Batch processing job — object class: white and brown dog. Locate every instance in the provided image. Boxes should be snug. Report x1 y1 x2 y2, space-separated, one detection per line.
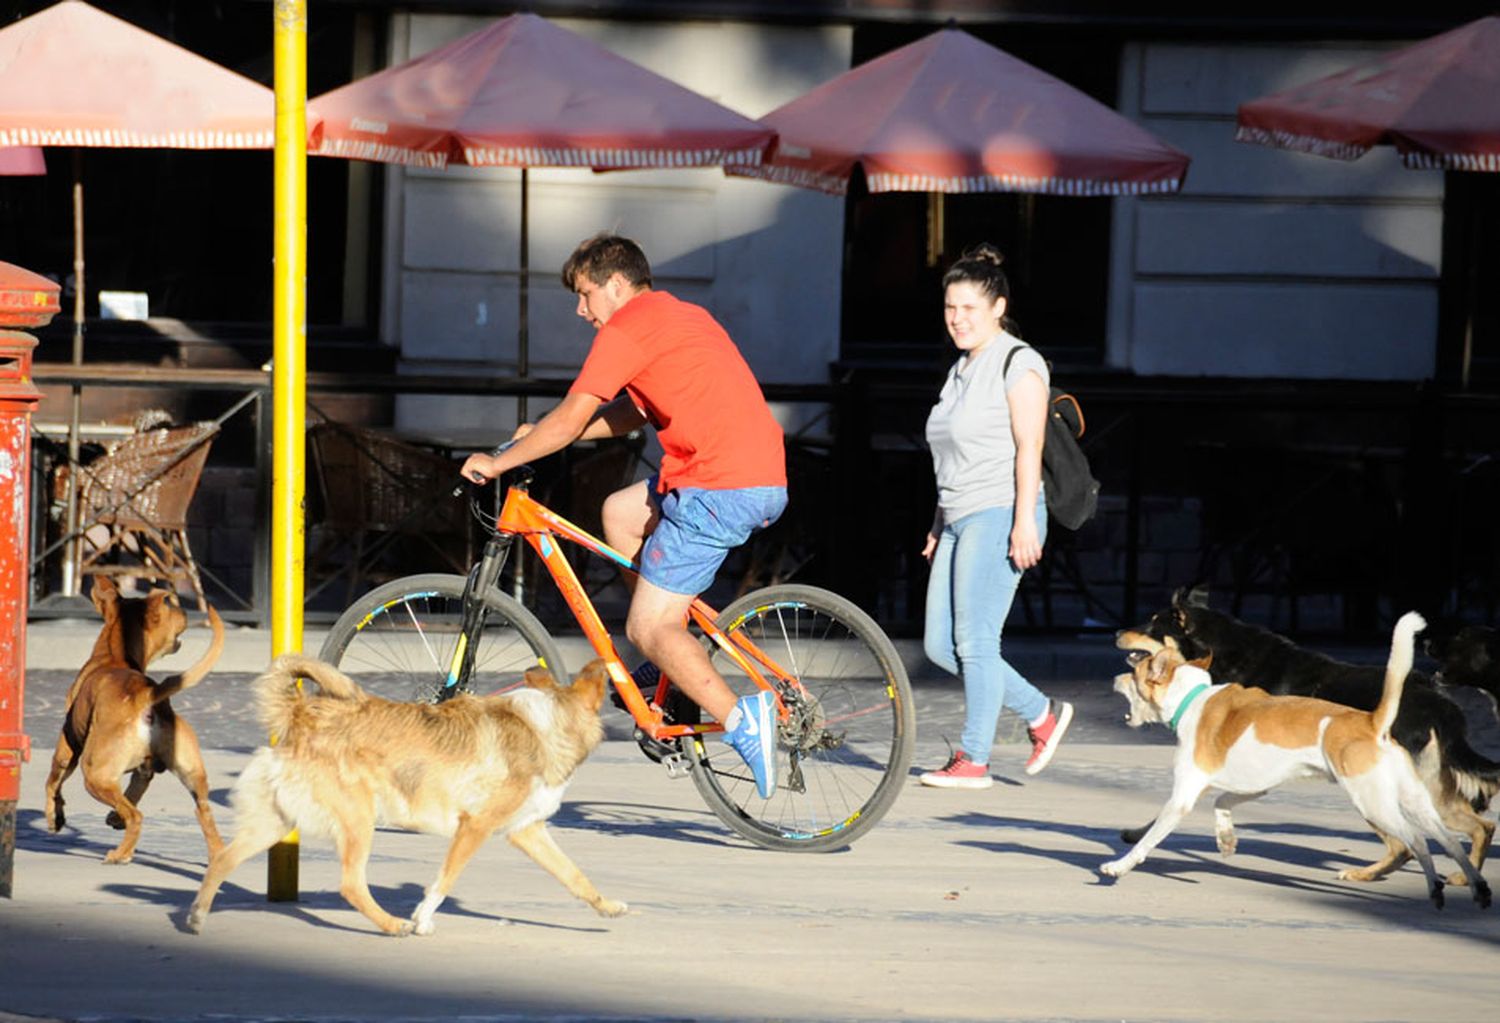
1103 611 1491 909
187 654 626 936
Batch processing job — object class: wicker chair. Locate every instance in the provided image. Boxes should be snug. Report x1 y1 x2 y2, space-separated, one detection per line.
307 422 474 604
72 421 219 611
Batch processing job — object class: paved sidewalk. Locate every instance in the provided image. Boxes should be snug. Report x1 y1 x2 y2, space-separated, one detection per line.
7 618 1500 1023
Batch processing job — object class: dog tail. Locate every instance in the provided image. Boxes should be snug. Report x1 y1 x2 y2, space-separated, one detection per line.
253 653 368 739
1375 611 1426 741
151 605 225 704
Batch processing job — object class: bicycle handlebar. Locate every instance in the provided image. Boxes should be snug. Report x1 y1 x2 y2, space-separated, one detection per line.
450 438 523 498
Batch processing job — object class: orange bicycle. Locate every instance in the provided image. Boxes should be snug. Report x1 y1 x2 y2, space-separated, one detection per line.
319 454 915 852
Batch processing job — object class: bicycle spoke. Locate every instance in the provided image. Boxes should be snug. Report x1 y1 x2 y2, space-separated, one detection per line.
692 584 914 851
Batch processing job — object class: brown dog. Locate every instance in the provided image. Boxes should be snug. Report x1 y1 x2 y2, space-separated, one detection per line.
187 654 626 937
42 577 225 864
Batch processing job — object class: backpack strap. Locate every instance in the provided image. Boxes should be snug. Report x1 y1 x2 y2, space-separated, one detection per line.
1001 343 1029 378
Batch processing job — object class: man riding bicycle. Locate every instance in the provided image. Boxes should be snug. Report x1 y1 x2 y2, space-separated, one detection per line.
462 233 787 798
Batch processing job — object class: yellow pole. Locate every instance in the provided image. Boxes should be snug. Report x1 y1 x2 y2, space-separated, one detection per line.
267 0 308 902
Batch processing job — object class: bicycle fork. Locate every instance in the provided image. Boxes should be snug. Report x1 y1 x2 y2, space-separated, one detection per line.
440 533 516 701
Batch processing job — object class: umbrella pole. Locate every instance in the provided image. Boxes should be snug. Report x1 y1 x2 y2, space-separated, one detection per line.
511 167 530 603
518 166 529 426
59 149 85 598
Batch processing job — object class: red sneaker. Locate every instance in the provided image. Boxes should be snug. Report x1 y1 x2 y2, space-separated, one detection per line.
1024 700 1074 775
919 750 993 789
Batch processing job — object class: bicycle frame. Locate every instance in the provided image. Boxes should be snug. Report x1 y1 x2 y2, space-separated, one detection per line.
458 472 797 743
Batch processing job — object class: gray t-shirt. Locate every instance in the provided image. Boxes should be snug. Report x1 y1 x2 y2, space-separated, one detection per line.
925 332 1049 523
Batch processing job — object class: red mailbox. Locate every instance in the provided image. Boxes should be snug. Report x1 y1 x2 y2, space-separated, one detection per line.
0 261 56 897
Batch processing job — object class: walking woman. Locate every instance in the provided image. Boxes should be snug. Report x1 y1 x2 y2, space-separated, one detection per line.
919 244 1072 789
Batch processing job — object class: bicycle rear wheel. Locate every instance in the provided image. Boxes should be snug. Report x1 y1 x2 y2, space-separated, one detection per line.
318 573 566 703
685 584 915 852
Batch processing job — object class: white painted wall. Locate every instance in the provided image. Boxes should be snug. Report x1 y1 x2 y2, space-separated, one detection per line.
1109 40 1443 380
380 14 851 443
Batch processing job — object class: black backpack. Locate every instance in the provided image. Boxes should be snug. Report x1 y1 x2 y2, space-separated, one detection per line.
1003 344 1100 530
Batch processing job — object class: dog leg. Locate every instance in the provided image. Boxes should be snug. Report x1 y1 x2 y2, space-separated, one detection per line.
187 812 293 933
1399 792 1493 909
408 812 511 936
1211 791 1264 856
1120 819 1152 845
332 817 410 936
42 740 79 832
1404 840 1448 910
82 773 143 864
1101 775 1209 878
508 820 628 918
1336 827 1411 883
1435 797 1494 888
165 720 224 857
1426 828 1493 909
106 768 154 830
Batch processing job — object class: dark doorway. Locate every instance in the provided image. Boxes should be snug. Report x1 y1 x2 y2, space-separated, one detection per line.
840 22 1119 365
0 1 371 329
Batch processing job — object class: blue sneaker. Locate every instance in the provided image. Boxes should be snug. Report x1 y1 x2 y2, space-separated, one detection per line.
611 661 661 711
722 690 777 798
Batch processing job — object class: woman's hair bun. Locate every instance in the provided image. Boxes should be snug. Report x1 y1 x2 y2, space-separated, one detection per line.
964 243 1005 267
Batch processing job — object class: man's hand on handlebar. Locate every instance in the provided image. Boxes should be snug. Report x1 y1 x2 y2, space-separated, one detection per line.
460 452 502 485
459 429 528 488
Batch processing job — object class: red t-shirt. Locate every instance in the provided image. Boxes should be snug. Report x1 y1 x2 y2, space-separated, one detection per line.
569 290 786 493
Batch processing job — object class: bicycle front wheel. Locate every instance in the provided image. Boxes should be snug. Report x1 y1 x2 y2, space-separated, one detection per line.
318 573 566 703
686 584 915 852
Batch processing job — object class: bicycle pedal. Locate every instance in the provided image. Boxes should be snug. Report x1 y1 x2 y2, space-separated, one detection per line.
632 727 684 769
661 752 693 779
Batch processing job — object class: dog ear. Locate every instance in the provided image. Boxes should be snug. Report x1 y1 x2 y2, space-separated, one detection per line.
90 575 119 614
1183 584 1210 609
522 665 558 691
1189 652 1213 670
570 658 611 712
1147 648 1179 684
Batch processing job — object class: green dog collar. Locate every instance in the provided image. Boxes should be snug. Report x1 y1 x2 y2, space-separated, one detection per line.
1168 682 1210 733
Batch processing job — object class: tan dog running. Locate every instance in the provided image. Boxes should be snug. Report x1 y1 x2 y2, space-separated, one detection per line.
43 577 225 864
187 654 626 937
1103 611 1491 910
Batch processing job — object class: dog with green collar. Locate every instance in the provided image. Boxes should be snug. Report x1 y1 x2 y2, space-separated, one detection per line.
1103 613 1490 910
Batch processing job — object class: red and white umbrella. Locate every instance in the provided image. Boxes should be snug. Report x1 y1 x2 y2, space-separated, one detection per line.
0 1 297 151
726 25 1189 196
310 12 772 169
309 12 775 413
1236 16 1500 171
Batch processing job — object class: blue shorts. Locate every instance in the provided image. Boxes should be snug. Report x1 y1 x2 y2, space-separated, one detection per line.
638 478 788 596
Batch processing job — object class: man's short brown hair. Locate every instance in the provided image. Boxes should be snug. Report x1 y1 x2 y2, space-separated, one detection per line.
560 233 653 291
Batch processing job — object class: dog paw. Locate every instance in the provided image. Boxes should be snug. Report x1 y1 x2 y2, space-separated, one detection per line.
1215 830 1237 857
1099 859 1129 879
1336 867 1377 882
1429 881 1446 911
45 812 64 833
185 909 206 934
105 811 126 830
1474 881 1492 910
594 898 629 918
102 849 133 865
410 917 435 937
1446 869 1475 887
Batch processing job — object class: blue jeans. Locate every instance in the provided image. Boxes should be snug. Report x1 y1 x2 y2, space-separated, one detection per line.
923 502 1049 765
